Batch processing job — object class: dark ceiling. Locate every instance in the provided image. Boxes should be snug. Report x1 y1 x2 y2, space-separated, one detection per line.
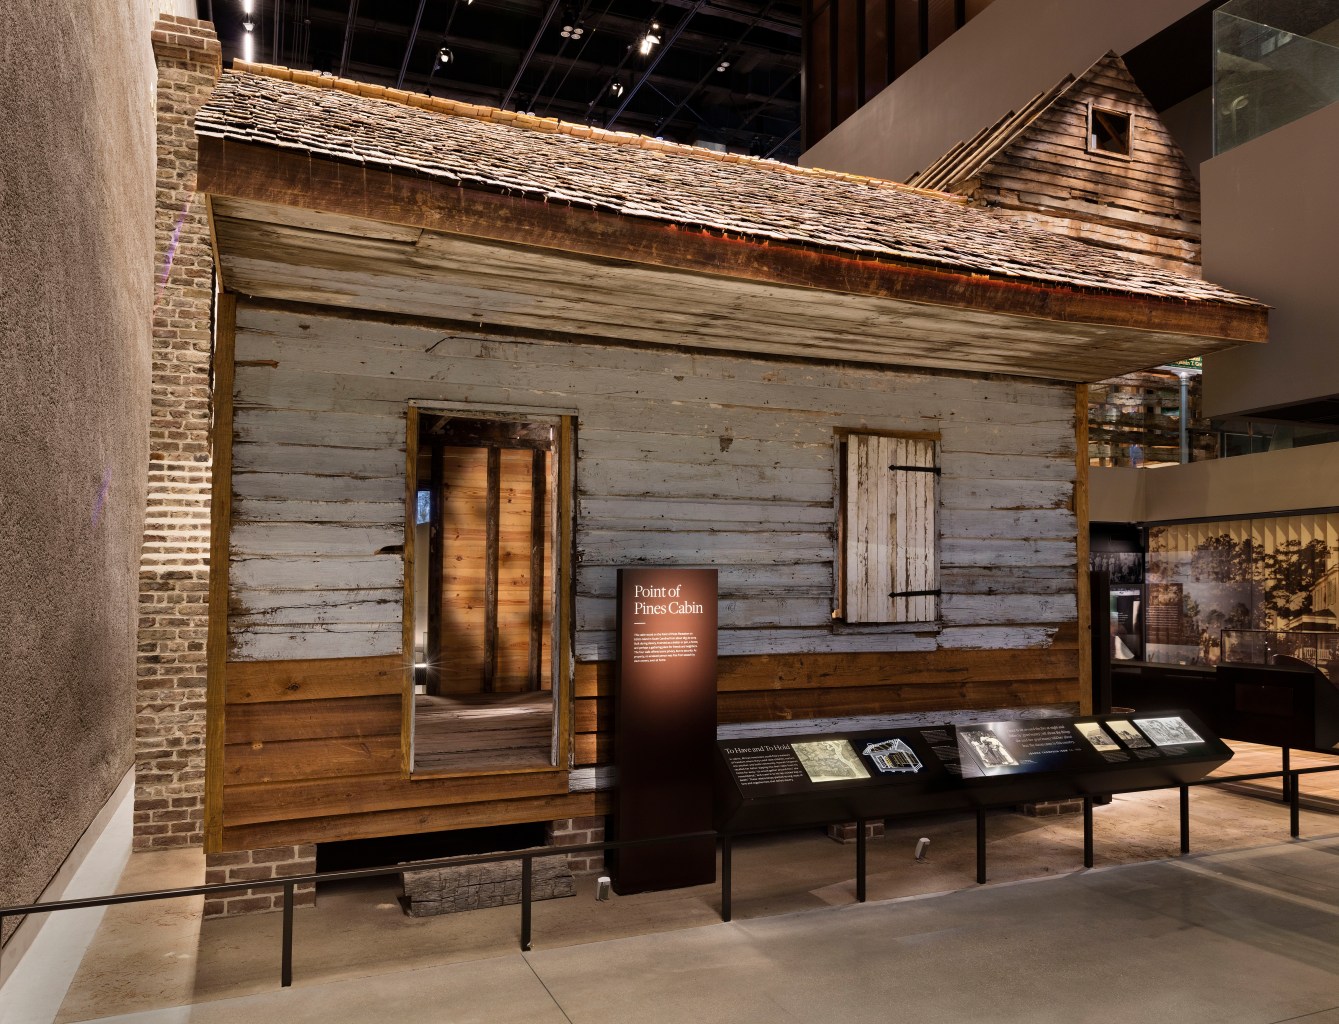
202 0 804 161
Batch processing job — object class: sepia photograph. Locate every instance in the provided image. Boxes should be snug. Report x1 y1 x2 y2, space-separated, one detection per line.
1076 721 1121 752
1108 720 1152 749
792 739 872 783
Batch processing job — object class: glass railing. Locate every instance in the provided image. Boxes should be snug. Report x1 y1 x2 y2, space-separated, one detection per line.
1214 0 1339 154
1221 628 1339 678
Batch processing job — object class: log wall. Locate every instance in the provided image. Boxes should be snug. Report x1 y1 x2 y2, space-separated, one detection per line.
215 299 1081 848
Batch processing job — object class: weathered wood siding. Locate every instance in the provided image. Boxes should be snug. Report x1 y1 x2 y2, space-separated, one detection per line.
968 56 1201 272
220 299 1080 846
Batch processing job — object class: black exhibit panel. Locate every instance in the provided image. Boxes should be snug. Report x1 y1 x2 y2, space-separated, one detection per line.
612 568 718 894
715 712 1232 833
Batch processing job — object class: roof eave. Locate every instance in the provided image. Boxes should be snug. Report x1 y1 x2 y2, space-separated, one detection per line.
196 135 1269 351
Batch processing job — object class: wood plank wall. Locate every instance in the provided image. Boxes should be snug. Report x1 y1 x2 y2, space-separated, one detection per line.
219 299 1080 848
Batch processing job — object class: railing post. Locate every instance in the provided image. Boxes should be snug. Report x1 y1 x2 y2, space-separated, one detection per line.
975 809 987 885
720 835 732 923
855 818 867 903
1179 785 1190 855
1290 771 1301 839
1082 797 1094 869
1282 747 1292 803
520 855 533 952
281 882 294 988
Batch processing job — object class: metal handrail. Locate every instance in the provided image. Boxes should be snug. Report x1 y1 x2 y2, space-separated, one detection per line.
4 759 1339 992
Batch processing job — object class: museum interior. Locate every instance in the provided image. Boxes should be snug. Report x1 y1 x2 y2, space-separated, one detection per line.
6 0 1339 1021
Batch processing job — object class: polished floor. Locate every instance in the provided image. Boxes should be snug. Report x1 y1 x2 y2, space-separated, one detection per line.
29 784 1339 1023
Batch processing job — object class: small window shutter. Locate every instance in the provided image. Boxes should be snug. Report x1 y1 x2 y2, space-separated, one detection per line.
844 435 938 623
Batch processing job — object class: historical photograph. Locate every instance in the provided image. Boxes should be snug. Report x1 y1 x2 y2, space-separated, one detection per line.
958 726 1019 769
1135 716 1204 747
1108 719 1152 748
1076 721 1121 752
791 740 872 783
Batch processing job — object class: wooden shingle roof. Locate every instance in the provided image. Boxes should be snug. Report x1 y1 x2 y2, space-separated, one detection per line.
196 64 1259 313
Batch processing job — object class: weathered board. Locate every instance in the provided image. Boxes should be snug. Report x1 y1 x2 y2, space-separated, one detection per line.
219 296 1083 846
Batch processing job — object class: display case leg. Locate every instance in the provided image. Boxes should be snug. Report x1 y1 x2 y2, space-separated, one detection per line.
1282 747 1292 803
1290 772 1301 838
975 809 986 884
855 818 867 903
1082 797 1094 869
1179 785 1190 855
720 836 732 923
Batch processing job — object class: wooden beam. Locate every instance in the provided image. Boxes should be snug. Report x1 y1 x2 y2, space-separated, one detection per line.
1075 383 1093 714
198 138 1269 347
484 445 501 693
402 404 420 771
205 293 238 855
426 437 443 696
528 448 546 692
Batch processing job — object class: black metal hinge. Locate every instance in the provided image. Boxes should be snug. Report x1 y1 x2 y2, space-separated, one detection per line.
889 464 941 474
889 589 942 598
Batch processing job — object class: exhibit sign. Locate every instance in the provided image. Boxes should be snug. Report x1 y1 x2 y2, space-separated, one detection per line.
613 567 718 894
713 712 1232 834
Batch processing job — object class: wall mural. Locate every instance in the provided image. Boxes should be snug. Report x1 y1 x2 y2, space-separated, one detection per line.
1146 513 1339 670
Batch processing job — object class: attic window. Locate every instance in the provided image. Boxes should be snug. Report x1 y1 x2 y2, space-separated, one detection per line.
1089 106 1132 156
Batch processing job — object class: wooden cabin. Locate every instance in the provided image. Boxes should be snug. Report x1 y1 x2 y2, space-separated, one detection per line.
192 64 1265 870
907 52 1203 273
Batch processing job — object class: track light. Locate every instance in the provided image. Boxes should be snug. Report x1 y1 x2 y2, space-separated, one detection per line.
242 15 255 31
609 79 625 97
716 59 730 72
638 23 660 56
438 45 453 64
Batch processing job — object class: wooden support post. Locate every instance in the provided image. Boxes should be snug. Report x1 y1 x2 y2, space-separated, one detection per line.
528 449 546 692
483 446 501 693
1282 747 1291 803
1075 384 1093 715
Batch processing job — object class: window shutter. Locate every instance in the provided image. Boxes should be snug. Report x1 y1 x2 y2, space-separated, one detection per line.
844 435 938 623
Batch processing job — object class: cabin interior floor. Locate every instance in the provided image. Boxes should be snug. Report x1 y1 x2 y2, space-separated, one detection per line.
412 690 553 774
30 784 1339 1024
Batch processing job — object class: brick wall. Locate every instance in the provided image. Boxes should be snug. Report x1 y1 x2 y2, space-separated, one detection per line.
204 844 317 918
548 816 606 875
135 16 220 851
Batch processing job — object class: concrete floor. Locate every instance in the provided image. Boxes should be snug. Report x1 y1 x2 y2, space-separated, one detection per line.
41 785 1339 1023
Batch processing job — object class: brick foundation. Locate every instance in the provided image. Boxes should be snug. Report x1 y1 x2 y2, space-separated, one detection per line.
204 844 317 918
549 816 606 875
1016 798 1086 817
134 16 220 851
827 820 886 844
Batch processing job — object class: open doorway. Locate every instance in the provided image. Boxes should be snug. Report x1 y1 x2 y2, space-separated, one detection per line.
411 411 559 774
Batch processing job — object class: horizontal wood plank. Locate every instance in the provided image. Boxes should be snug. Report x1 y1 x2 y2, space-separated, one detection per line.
225 654 404 703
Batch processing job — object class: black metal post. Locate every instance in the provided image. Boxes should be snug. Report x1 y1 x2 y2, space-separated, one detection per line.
1082 797 1094 869
1179 785 1190 855
1282 747 1292 802
520 856 533 951
1290 772 1301 839
280 883 294 988
855 818 867 903
720 835 732 922
975 809 986 884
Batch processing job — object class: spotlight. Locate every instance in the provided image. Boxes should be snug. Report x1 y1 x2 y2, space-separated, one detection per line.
242 15 255 31
638 23 660 55
438 45 454 64
609 80 625 97
716 60 730 72
560 20 584 38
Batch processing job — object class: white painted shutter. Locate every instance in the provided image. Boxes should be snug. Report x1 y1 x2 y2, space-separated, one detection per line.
844 435 938 623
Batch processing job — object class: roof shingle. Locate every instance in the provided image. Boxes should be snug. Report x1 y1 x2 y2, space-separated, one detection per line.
196 65 1260 310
